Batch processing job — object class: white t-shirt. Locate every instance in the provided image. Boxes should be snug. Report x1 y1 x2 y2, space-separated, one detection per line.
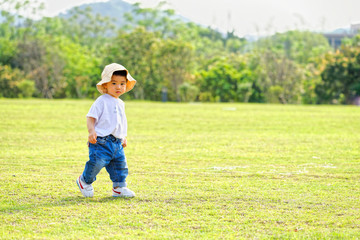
86 94 127 139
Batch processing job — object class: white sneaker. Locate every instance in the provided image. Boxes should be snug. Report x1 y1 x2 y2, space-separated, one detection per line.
112 187 135 198
76 176 94 197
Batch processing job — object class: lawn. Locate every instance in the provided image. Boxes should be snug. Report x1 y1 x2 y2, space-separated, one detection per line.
0 99 359 239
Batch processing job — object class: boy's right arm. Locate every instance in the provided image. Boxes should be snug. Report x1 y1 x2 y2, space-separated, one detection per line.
87 117 97 144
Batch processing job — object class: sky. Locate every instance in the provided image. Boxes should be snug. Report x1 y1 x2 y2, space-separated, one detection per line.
43 0 360 37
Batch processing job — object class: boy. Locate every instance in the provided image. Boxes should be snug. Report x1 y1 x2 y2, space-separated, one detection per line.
76 63 136 198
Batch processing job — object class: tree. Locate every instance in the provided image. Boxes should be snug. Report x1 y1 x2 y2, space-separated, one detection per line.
59 6 115 54
0 0 44 65
316 41 360 104
155 39 194 101
52 36 101 98
255 30 331 65
225 31 247 54
0 64 33 97
250 50 305 104
0 37 17 65
10 37 66 98
196 56 253 102
124 1 181 39
179 82 199 102
0 0 44 19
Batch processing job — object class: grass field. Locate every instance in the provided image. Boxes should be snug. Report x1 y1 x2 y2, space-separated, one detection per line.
0 99 359 239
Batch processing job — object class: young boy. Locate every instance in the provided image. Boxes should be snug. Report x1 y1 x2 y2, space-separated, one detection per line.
76 63 136 198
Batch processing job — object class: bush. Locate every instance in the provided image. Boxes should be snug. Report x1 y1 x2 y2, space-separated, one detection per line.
17 79 35 98
0 65 24 98
179 82 199 102
199 91 215 102
265 85 284 103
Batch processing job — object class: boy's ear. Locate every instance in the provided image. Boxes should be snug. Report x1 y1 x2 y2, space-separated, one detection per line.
102 84 108 93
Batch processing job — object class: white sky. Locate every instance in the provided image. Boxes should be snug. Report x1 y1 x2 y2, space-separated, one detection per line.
43 0 360 37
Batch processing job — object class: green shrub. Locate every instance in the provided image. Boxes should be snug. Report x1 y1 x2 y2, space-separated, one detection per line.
17 79 35 98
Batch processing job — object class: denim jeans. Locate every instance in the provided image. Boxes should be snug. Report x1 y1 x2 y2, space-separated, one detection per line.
81 135 128 188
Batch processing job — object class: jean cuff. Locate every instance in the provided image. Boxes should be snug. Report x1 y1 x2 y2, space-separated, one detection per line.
113 182 127 188
80 175 89 184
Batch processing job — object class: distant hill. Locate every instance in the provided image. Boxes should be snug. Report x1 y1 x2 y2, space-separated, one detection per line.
58 0 189 29
58 0 133 27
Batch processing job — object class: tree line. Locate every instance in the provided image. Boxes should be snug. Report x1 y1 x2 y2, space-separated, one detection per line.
1 0 360 104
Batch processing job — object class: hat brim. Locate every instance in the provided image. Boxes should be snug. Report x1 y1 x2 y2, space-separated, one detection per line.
97 67 137 94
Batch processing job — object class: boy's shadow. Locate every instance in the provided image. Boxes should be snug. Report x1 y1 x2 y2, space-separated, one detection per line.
1 195 137 213
60 195 136 203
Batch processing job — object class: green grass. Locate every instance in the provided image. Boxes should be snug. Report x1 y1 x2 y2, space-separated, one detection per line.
0 99 359 239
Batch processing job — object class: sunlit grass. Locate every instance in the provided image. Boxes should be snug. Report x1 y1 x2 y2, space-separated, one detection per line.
0 99 359 239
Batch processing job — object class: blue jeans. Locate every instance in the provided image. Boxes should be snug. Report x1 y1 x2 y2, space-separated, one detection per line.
81 135 128 188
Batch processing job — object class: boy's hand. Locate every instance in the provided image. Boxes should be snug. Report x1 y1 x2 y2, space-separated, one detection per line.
87 117 97 144
122 138 127 148
88 131 97 144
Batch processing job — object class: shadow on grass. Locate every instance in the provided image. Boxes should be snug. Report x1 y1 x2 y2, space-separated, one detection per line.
61 195 135 203
0 195 137 213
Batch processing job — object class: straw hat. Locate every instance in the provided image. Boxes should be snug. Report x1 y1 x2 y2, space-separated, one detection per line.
97 63 137 94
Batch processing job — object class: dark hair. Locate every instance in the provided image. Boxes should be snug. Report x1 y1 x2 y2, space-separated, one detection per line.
113 70 127 77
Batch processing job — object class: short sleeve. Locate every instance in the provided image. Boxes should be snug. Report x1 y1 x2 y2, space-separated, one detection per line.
86 97 103 120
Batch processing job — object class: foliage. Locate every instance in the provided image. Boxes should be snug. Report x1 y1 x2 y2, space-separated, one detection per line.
0 0 44 19
179 82 199 102
0 37 16 65
0 0 358 104
250 31 332 104
154 39 194 101
196 56 253 102
11 37 66 98
0 64 26 97
250 50 305 104
255 30 332 65
316 41 360 104
16 79 35 98
59 6 115 54
124 2 180 39
301 63 324 104
0 64 35 98
52 36 101 98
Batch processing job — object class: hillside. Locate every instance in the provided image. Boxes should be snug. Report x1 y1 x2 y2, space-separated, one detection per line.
58 0 188 29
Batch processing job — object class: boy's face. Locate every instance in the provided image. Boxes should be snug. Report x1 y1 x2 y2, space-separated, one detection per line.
103 75 127 98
